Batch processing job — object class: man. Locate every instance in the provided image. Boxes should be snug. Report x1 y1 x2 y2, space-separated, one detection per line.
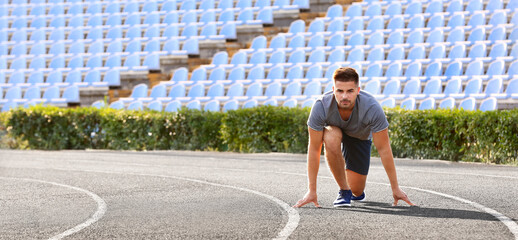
294 67 414 208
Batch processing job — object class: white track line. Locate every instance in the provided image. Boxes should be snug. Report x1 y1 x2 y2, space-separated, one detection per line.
48 168 299 240
369 166 518 180
0 177 107 240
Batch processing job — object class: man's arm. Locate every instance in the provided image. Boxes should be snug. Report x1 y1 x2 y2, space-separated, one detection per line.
293 127 324 208
372 128 414 206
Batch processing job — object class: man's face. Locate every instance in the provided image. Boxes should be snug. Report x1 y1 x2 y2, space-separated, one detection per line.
333 81 360 110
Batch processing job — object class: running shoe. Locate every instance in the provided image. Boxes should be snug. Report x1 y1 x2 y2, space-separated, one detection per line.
333 189 352 207
351 192 365 201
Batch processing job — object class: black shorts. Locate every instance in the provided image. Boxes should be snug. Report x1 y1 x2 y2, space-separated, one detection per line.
341 133 372 175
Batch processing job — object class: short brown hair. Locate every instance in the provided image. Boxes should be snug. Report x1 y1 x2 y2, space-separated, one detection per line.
333 67 359 86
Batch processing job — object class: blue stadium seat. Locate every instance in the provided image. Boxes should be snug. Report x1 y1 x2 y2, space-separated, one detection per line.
247 65 265 80
365 63 382 78
92 100 106 109
284 81 302 97
464 78 483 96
326 4 343 18
364 80 380 95
246 82 263 97
109 100 125 110
302 98 315 108
449 44 466 59
186 100 201 110
425 61 442 77
105 2 121 14
402 79 421 96
445 61 463 77
428 45 446 60
130 83 149 99
308 18 325 34
64 70 81 84
62 85 80 104
348 32 365 46
305 65 323 80
209 67 226 82
250 36 267 51
149 84 167 99
228 66 246 81
365 2 382 17
419 97 436 110
380 97 396 108
304 80 322 96
447 13 465 29
404 62 422 77
288 49 306 65
328 48 345 64
327 18 344 32
104 69 120 87
439 97 455 109
165 100 182 112
269 50 286 64
250 50 267 65
458 97 476 110
484 78 503 96
265 81 283 97
426 29 444 44
9 71 25 85
347 48 364 62
223 100 239 112
465 60 483 76
446 28 464 44
205 99 220 112
188 83 205 98
486 60 505 76
147 100 162 111
227 82 244 97
400 97 416 110
479 97 497 111
84 70 101 84
127 100 144 111
385 1 402 16
28 71 44 85
243 99 258 109
385 62 402 77
366 16 384 31
387 46 405 61
382 79 401 96
169 83 186 98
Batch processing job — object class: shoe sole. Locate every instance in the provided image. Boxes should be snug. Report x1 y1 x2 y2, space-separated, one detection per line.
333 203 351 207
352 197 366 202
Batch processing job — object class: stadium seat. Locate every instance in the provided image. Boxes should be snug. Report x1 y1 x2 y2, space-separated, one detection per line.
165 100 182 112
128 100 144 111
204 100 220 112
439 97 456 109
400 97 416 110
459 97 476 110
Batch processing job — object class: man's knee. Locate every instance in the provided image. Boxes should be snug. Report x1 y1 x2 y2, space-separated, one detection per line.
323 126 342 155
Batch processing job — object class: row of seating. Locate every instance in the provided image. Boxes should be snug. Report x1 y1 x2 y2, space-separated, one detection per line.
112 76 518 107
0 0 308 17
0 7 274 31
93 95 500 113
0 84 79 111
0 68 120 88
329 0 518 19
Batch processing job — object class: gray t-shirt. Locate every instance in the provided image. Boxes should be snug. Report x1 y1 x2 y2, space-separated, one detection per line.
307 90 389 140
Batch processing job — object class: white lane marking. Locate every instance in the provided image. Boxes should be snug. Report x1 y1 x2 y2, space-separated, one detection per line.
0 177 107 240
369 166 518 180
46 168 299 240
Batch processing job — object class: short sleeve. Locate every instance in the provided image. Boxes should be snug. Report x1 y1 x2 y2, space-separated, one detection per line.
307 100 326 131
367 104 389 133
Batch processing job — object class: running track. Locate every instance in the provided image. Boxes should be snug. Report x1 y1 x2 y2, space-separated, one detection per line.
1 150 517 239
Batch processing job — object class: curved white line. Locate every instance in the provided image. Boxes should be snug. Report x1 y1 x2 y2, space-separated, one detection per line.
53 169 300 240
0 177 107 240
369 166 518 180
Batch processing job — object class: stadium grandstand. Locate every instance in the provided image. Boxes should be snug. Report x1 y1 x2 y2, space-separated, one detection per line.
0 0 517 112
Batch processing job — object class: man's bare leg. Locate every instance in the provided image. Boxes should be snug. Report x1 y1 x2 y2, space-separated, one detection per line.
323 126 349 190
346 169 367 197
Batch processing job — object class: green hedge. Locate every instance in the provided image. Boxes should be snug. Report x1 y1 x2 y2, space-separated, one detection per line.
1 105 517 165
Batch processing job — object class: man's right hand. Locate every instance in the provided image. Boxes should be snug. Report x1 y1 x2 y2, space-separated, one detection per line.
293 191 321 208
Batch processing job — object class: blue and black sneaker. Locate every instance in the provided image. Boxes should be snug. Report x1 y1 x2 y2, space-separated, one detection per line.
333 189 352 207
351 192 366 202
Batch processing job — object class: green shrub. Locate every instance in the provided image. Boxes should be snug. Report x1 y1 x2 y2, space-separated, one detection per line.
2 106 517 165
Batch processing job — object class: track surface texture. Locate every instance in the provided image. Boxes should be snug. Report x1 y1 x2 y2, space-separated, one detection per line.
1 150 517 240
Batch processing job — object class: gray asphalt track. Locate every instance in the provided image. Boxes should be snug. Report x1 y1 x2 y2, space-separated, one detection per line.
0 149 517 239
